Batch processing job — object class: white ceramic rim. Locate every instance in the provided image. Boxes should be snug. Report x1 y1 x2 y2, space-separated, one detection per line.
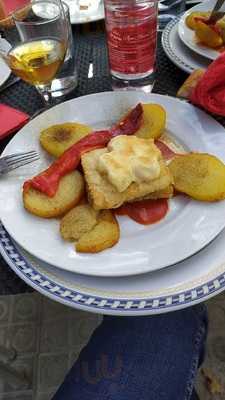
162 18 210 74
1 92 225 277
1 222 225 315
0 57 11 87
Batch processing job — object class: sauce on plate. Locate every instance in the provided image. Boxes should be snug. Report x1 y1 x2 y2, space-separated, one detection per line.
115 198 169 225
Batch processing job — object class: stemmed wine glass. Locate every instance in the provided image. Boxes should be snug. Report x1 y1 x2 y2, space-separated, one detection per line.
0 0 68 105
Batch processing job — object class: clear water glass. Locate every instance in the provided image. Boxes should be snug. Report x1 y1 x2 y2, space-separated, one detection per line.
104 0 158 92
50 2 78 98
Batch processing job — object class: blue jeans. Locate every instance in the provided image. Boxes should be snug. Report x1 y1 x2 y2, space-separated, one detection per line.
53 305 207 400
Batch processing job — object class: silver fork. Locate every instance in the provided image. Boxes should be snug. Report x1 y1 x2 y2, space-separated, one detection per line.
0 151 39 174
207 0 225 23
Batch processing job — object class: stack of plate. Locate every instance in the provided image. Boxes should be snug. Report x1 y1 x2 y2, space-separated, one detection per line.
162 0 224 73
1 91 225 316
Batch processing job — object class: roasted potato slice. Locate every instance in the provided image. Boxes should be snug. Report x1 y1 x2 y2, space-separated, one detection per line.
169 153 225 201
40 122 92 157
135 104 166 140
23 171 84 218
195 20 223 48
185 11 210 30
76 210 120 253
60 204 99 241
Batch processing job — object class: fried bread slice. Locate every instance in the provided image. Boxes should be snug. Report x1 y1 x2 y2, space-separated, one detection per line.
81 148 173 210
134 185 174 201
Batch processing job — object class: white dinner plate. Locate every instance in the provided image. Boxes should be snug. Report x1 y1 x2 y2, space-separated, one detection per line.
1 92 225 277
64 0 104 24
1 221 225 315
178 0 225 60
162 18 211 74
0 57 10 88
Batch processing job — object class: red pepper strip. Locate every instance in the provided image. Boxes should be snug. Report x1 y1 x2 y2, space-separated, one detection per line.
155 140 178 161
24 103 143 197
23 130 111 196
111 103 143 136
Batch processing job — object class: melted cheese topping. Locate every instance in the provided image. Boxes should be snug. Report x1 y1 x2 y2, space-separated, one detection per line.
97 135 161 192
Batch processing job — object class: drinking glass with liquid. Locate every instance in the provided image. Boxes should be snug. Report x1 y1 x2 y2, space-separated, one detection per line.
0 0 69 105
104 0 158 92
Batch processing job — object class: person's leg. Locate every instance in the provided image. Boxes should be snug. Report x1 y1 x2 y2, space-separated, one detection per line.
53 304 207 400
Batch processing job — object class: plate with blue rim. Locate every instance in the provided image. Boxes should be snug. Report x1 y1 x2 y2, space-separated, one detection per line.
162 17 210 74
1 220 225 315
1 92 225 277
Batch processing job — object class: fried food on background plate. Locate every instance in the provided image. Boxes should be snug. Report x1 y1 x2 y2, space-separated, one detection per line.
185 11 211 30
23 171 84 218
40 122 92 158
169 153 225 201
185 11 225 49
194 20 223 49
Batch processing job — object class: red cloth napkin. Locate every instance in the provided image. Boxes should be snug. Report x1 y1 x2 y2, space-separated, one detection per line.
3 0 28 14
0 103 29 139
190 52 225 116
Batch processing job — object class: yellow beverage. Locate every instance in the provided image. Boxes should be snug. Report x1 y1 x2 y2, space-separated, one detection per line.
7 38 65 85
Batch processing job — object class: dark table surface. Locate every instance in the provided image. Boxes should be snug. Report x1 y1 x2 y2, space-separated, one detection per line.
0 19 208 295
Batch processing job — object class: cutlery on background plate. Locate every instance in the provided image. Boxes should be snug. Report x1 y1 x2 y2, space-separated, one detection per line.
207 0 225 23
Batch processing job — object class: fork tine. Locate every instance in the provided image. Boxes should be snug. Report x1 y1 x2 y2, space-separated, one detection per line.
6 156 40 171
0 150 40 174
4 151 38 161
6 153 39 167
